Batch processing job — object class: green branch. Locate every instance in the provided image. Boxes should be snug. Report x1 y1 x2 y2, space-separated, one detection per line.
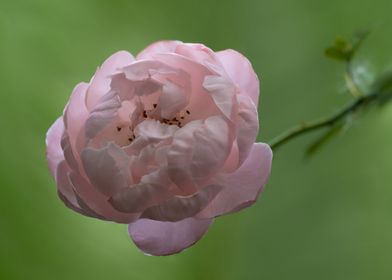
268 92 379 151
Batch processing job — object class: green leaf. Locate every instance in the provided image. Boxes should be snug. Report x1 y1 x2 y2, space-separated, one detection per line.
325 46 351 61
324 28 371 62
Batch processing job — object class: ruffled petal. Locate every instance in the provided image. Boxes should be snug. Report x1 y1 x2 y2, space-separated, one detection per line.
64 82 89 144
153 53 219 121
196 143 272 218
84 91 121 141
190 116 234 183
203 75 237 120
69 171 139 223
136 40 182 60
128 217 213 256
46 117 65 179
159 80 189 119
216 49 260 105
86 51 135 110
56 160 102 219
141 185 222 221
175 43 221 67
236 95 259 165
167 120 203 194
109 182 171 213
81 143 130 197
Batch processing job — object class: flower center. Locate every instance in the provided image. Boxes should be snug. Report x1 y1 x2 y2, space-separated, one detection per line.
115 102 191 144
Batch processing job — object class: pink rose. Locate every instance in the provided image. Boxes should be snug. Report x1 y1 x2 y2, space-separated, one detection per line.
46 41 272 256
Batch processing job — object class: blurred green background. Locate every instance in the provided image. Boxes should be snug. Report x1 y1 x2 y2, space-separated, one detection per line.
1 0 392 279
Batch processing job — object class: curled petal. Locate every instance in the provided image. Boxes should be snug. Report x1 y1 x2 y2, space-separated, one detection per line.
175 43 221 67
109 182 171 213
128 217 213 256
203 75 237 120
46 117 65 179
197 143 272 218
236 95 259 165
86 51 135 110
167 120 203 194
136 40 182 60
216 49 260 105
141 185 222 221
81 143 130 197
85 91 121 140
190 116 234 182
159 80 189 119
56 161 102 219
153 53 219 121
69 171 139 223
134 119 179 142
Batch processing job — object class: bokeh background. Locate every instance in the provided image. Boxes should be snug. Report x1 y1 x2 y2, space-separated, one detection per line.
1 0 392 279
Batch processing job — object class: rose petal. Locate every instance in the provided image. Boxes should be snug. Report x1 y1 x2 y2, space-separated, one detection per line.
167 120 203 194
86 51 135 110
128 217 213 256
190 116 234 183
175 43 221 66
63 82 89 144
136 40 182 60
159 80 189 119
216 49 260 105
203 75 237 120
56 160 79 208
46 117 65 179
56 160 102 219
236 94 259 165
196 143 272 218
109 182 171 213
69 171 139 223
84 91 121 140
153 53 220 121
141 185 222 221
81 143 129 196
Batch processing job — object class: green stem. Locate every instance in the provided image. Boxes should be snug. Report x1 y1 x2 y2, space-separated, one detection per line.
268 92 378 150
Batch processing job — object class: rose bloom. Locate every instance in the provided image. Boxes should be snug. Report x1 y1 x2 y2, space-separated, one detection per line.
46 41 272 256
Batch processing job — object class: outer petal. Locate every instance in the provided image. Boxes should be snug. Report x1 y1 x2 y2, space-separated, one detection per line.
128 217 213 256
46 117 65 179
69 171 139 223
64 82 89 145
175 43 221 67
216 49 260 105
56 160 102 219
136 40 182 60
197 143 272 218
236 95 259 166
63 82 89 171
86 51 135 110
